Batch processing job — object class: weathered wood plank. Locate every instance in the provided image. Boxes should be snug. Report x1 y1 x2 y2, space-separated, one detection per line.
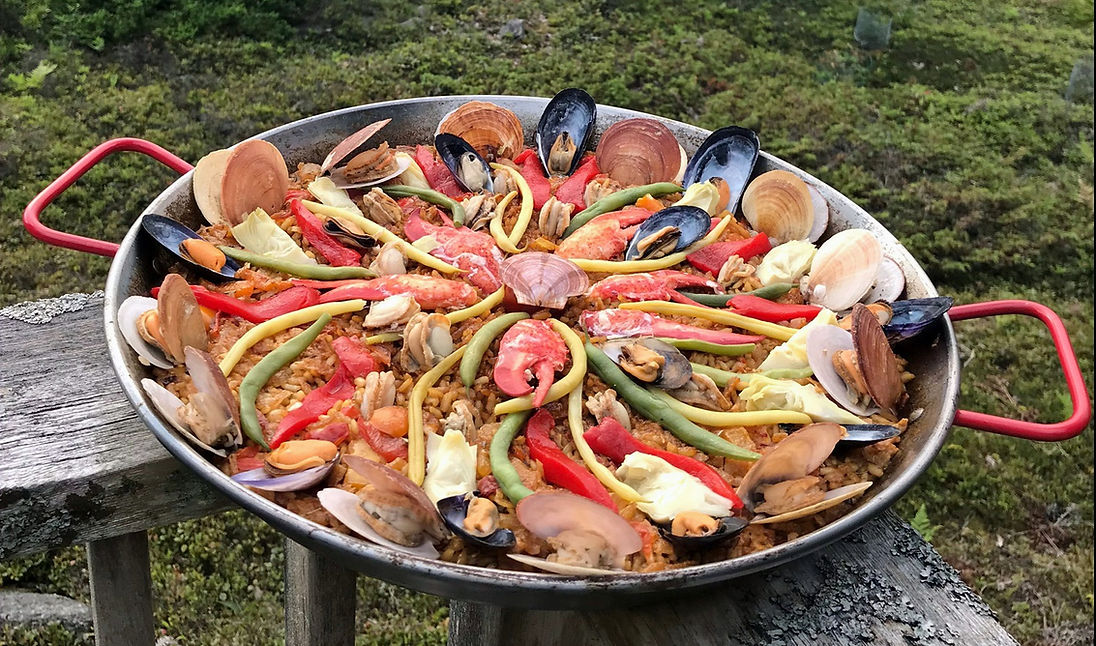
0 294 231 560
452 511 1017 646
87 531 155 646
447 601 501 646
284 538 358 645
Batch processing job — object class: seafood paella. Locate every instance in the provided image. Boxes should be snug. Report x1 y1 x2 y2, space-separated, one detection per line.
121 89 953 575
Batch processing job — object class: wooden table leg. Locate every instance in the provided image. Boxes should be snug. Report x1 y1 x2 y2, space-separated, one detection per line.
86 531 155 646
448 601 503 646
284 538 358 645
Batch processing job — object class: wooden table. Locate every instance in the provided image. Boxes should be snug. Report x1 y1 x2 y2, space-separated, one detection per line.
0 294 1019 645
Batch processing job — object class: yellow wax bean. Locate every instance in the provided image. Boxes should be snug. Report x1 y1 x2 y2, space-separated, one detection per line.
408 345 468 486
489 191 523 253
567 385 646 503
490 164 534 247
446 288 505 324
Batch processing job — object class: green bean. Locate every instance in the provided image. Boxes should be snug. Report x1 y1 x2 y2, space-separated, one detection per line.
676 283 796 307
238 314 332 449
220 247 375 280
561 182 682 238
459 312 529 388
586 342 759 461
489 410 534 503
691 363 813 388
383 184 467 226
656 338 756 357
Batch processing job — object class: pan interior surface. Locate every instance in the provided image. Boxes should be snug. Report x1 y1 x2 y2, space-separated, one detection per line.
103 96 960 608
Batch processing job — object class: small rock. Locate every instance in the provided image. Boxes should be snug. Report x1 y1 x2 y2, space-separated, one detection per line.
0 590 92 632
499 19 525 39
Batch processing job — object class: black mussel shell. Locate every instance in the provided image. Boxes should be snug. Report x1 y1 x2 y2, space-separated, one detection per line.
141 214 240 281
434 133 493 193
437 493 516 549
624 205 710 261
840 424 901 446
323 218 375 250
659 516 748 550
536 88 597 177
682 126 760 214
601 337 693 390
883 297 953 343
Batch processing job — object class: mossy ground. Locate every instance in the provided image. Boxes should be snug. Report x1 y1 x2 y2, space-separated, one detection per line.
0 1 1091 644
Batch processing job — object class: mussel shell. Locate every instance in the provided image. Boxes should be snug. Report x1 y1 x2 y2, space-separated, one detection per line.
141 214 240 280
434 133 494 193
436 494 516 549
681 126 760 214
658 516 748 550
840 424 901 446
601 337 692 390
624 205 710 261
536 88 597 177
883 297 953 343
323 218 375 250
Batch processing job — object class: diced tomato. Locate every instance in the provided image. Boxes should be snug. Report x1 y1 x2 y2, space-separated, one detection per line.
686 233 772 275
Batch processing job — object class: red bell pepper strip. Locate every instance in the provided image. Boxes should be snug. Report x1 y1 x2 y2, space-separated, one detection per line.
290 278 369 290
584 418 743 508
512 149 552 210
686 233 772 275
151 285 320 323
234 445 265 472
554 155 600 211
413 145 464 199
361 421 409 461
305 421 350 446
525 409 616 509
268 338 379 448
728 293 821 323
289 199 362 267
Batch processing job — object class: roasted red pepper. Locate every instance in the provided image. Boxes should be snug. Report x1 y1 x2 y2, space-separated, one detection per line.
554 155 600 211
268 337 378 448
413 145 464 199
151 285 320 323
305 421 350 446
686 233 772 275
728 293 821 323
361 421 409 461
525 409 616 509
512 149 552 210
290 199 362 267
584 418 742 508
290 278 369 290
234 445 265 472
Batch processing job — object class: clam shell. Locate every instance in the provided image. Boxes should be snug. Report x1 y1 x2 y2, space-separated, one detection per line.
806 185 829 242
750 481 872 525
595 118 681 187
185 346 241 433
436 101 524 161
805 324 880 417
861 256 905 304
157 274 209 364
232 463 334 492
515 492 642 568
736 422 846 512
681 126 760 213
741 170 814 244
536 88 597 177
140 378 227 457
192 149 232 226
329 154 410 190
851 303 905 419
316 488 440 559
219 140 289 226
506 554 623 577
321 118 391 173
499 252 588 309
118 296 172 369
805 229 882 311
141 214 240 280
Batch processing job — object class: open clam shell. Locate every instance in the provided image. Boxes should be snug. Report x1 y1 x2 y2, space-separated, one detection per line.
805 229 882 311
750 481 872 525
141 214 240 280
806 185 829 242
434 133 494 193
601 337 692 390
681 126 760 214
193 149 232 226
328 154 410 190
536 88 597 177
118 296 172 368
515 492 642 570
317 488 440 559
185 346 241 434
321 118 392 173
595 118 682 187
436 493 516 549
232 462 336 492
883 297 953 343
658 516 748 550
506 554 623 576
736 422 846 512
851 303 905 419
741 170 814 244
141 379 229 457
805 325 880 417
624 205 710 261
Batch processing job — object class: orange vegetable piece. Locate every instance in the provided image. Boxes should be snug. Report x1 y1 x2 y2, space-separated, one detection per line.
635 194 663 213
370 405 409 437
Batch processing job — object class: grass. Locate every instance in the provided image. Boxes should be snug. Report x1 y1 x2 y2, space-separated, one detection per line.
0 1 1092 644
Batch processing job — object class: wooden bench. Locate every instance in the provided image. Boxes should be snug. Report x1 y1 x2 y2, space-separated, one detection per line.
0 293 1020 645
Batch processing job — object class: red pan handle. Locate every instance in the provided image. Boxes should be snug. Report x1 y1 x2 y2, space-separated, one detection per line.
949 300 1090 441
23 137 194 257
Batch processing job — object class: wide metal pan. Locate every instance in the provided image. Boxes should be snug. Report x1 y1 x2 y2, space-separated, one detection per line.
24 95 1090 608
